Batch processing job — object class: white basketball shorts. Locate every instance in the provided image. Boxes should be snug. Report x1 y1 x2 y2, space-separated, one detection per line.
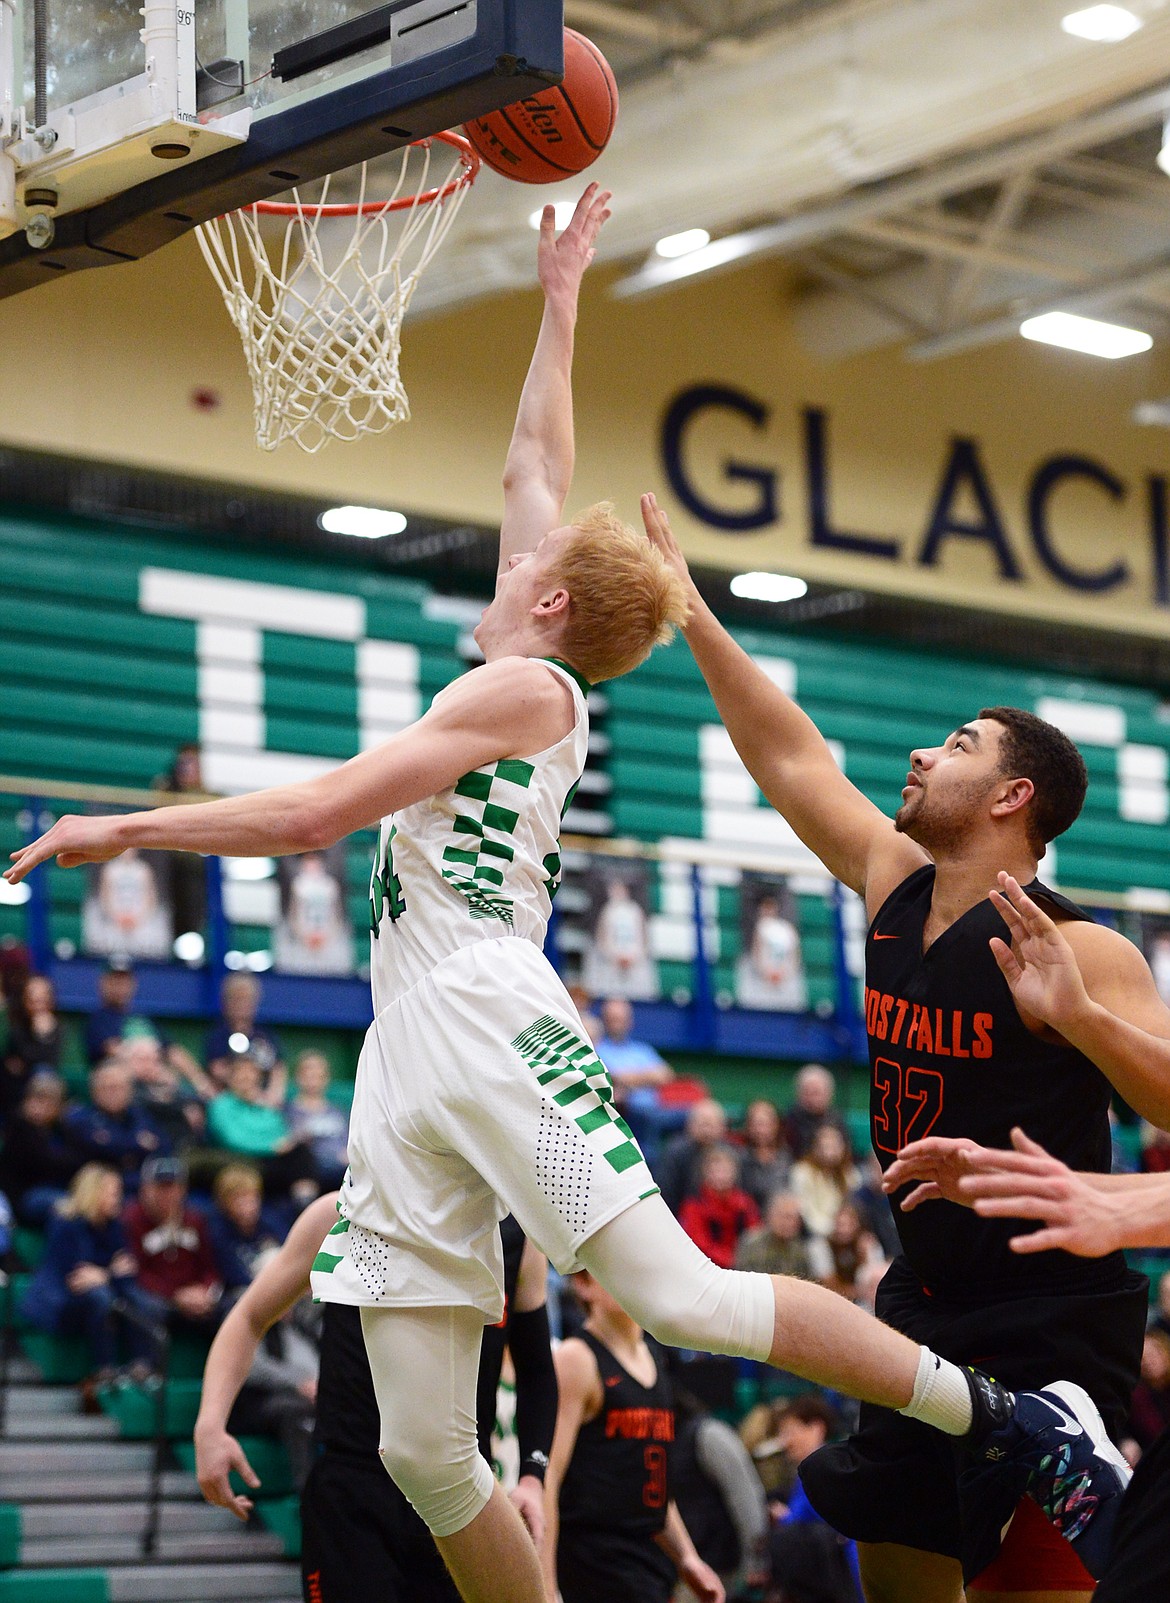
310 935 659 1319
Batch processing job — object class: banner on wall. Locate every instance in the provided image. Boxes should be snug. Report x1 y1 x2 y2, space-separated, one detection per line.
579 860 660 1003
735 872 808 1013
273 846 353 976
82 825 174 961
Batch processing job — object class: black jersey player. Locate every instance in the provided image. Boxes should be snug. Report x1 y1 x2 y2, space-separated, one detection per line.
542 1271 723 1603
194 1196 557 1603
643 496 1170 1603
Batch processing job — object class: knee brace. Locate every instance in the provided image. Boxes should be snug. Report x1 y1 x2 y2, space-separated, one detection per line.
577 1193 775 1361
360 1303 497 1540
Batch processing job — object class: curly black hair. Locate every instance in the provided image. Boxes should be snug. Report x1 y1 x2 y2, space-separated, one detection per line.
979 705 1088 849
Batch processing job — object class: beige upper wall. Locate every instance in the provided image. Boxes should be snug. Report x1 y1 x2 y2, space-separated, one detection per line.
4 228 1170 636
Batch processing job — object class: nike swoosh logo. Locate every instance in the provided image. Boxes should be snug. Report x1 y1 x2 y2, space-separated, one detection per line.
873 933 899 941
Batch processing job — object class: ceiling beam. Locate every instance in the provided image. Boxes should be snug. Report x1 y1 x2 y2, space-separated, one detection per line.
848 218 1091 286
909 250 1170 361
611 83 1170 298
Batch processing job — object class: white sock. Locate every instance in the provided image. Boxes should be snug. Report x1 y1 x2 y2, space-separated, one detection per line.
897 1346 974 1436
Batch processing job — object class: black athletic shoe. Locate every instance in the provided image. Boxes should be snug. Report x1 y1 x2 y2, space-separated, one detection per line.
971 1379 1131 1579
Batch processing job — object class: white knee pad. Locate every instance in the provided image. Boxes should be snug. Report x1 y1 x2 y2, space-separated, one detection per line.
360 1303 496 1539
577 1194 775 1361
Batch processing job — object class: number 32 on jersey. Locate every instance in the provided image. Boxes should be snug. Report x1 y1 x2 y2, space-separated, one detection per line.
872 1056 944 1155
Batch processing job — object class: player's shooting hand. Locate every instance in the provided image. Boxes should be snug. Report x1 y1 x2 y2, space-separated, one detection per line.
5 813 125 884
959 1126 1128 1257
537 181 612 301
988 872 1090 1030
194 1424 261 1521
510 1474 545 1547
678 1552 725 1603
882 1135 991 1211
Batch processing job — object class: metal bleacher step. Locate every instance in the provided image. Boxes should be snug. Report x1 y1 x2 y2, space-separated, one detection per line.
0 1439 154 1475
1 1470 202 1502
0 1411 119 1440
20 1500 247 1539
1 1384 88 1416
107 1562 302 1601
20 1529 289 1566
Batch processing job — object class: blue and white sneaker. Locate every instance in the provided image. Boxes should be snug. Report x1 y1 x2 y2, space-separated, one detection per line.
968 1376 1131 1579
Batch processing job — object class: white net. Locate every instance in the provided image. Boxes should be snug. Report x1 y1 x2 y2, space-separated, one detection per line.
195 138 478 453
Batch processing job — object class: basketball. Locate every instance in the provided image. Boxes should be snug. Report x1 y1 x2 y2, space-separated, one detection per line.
462 29 618 185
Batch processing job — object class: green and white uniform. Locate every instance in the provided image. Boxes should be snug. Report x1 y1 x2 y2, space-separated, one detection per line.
311 659 658 1321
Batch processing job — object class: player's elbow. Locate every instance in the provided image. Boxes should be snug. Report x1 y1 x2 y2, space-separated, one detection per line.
292 794 340 853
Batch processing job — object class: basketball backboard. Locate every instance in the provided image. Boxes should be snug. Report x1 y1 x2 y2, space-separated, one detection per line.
0 0 563 298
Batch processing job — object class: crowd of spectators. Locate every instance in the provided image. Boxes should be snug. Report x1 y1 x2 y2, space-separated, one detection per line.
0 948 349 1408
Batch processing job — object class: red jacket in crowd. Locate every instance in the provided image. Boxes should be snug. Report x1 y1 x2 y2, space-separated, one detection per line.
679 1185 760 1269
123 1201 220 1302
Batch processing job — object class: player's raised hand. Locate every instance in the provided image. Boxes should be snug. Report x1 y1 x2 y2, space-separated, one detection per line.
537 181 612 301
5 813 126 884
640 493 696 592
881 1134 992 1211
988 871 1090 1031
959 1128 1129 1257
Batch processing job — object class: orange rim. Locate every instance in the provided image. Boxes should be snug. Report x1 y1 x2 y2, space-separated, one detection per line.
248 130 480 217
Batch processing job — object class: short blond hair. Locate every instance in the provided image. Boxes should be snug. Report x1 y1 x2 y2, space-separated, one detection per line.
552 503 690 684
213 1162 263 1205
60 1162 120 1223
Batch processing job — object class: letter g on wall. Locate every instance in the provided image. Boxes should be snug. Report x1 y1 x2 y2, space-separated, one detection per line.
661 384 779 532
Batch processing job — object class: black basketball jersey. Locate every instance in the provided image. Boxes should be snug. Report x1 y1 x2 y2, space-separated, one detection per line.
865 865 1124 1297
315 1212 527 1458
558 1328 675 1539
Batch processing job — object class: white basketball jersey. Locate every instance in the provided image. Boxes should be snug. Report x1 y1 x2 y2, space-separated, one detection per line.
366 658 589 1010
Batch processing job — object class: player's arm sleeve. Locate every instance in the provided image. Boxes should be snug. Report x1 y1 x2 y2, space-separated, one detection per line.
510 1302 558 1482
694 1417 771 1570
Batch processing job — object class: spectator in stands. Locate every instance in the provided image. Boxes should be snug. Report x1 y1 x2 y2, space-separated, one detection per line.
657 1097 728 1215
1141 1119 1170 1174
1 974 63 1117
566 983 602 1045
767 1395 862 1603
227 1287 319 1491
808 1201 885 1303
208 1163 285 1297
120 1034 208 1151
847 1151 902 1261
65 1059 168 1191
204 974 286 1099
207 1054 317 1205
85 956 151 1065
679 1143 759 1269
785 1064 849 1161
0 1070 85 1224
123 1155 222 1333
735 1190 815 1280
671 1387 772 1600
736 1097 791 1212
789 1124 860 1240
1123 1331 1170 1465
19 1163 158 1397
285 1051 349 1190
593 996 681 1165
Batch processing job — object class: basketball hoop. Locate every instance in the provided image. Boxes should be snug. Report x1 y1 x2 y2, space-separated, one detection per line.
195 132 480 453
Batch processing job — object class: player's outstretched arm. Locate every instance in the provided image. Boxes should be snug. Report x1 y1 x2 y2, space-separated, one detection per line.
641 493 926 903
5 656 572 882
498 183 611 574
194 1193 338 1519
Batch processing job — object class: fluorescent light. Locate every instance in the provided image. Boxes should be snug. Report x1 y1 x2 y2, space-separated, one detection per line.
1020 311 1152 358
1158 114 1170 176
319 505 408 539
655 228 711 259
730 572 809 603
1061 6 1142 41
528 201 578 231
228 1031 250 1052
0 879 29 905
612 230 762 298
245 951 274 972
173 931 205 962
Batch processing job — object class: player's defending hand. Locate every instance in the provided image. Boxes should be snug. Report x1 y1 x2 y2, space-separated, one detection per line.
959 1127 1130 1258
194 1424 262 1521
536 180 611 304
641 492 698 600
988 871 1091 1032
5 812 126 883
882 1135 992 1211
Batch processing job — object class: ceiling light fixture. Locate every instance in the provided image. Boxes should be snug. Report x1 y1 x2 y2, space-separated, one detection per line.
1060 6 1142 42
730 572 809 603
655 228 711 259
1020 311 1152 358
319 505 408 539
528 201 578 231
1157 115 1170 176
